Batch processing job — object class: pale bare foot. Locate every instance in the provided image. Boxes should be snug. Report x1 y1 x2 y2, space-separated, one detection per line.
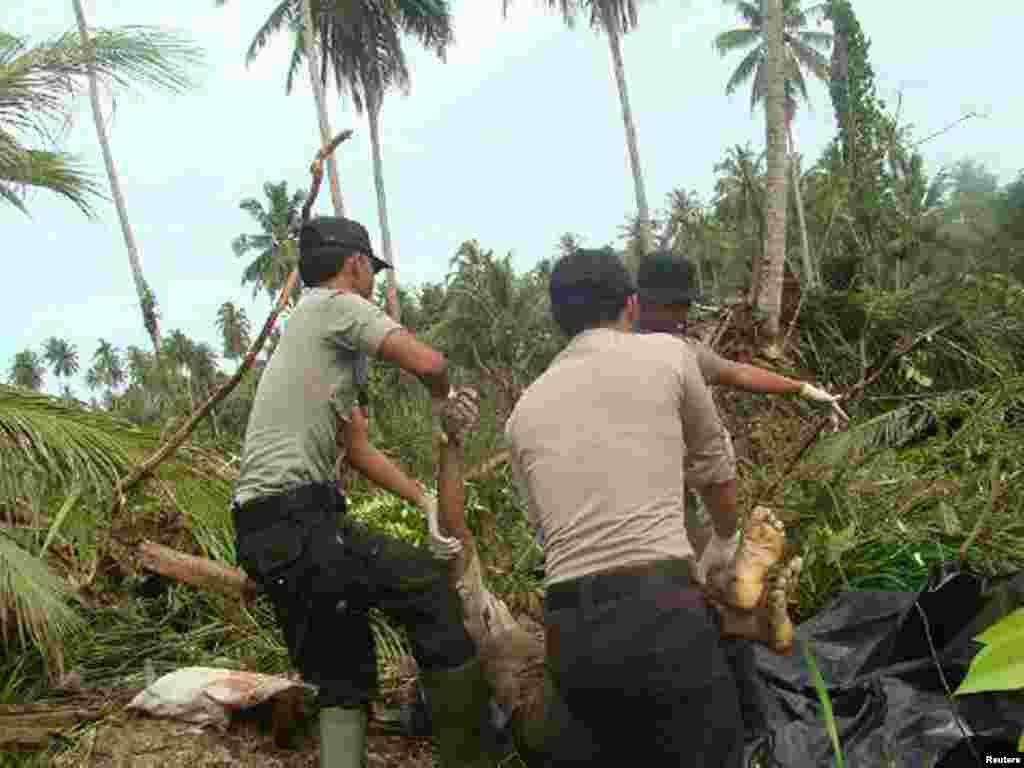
706 506 786 611
712 556 803 654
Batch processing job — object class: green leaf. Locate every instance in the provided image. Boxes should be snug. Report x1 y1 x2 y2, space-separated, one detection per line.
953 636 1024 696
975 608 1024 648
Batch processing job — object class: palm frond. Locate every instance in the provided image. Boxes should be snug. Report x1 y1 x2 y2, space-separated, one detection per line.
713 27 761 57
724 0 763 28
787 36 830 81
244 0 294 66
0 385 158 505
0 530 84 679
809 398 947 465
0 149 106 218
725 45 762 97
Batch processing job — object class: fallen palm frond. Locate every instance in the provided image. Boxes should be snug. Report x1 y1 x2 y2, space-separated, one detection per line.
0 530 84 681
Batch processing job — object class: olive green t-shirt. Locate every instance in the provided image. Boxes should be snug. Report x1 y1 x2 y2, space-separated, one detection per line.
234 287 401 506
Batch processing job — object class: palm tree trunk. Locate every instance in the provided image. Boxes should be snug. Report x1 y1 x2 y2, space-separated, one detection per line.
300 0 344 218
71 0 161 358
600 6 651 269
758 0 789 344
366 86 401 322
787 122 815 288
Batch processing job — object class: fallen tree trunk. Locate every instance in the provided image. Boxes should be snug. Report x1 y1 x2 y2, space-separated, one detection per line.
0 700 123 750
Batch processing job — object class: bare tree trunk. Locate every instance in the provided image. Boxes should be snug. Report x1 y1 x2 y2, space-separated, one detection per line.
788 122 815 288
758 0 789 345
300 0 344 218
601 6 651 269
366 86 401 323
71 0 161 358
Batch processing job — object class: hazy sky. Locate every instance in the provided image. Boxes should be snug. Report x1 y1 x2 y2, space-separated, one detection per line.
4 1 1018 396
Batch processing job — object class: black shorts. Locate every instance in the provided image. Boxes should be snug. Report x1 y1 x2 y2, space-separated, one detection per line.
233 484 476 707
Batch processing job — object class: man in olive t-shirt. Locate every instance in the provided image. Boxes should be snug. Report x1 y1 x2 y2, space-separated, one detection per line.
232 216 499 768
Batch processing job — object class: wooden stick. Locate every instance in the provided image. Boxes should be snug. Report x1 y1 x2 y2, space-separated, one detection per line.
112 130 354 513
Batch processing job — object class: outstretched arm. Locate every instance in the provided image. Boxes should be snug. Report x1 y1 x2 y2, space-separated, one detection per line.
344 406 429 506
717 363 802 396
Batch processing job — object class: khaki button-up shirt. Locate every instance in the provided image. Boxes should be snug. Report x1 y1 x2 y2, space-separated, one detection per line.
506 328 736 586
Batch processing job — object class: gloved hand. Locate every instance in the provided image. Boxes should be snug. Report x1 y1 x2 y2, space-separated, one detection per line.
418 493 462 560
695 529 741 585
799 382 850 422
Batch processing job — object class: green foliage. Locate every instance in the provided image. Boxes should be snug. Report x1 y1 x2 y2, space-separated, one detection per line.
954 608 1024 696
0 26 203 216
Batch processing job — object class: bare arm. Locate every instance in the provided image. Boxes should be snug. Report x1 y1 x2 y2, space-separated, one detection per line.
717 363 802 396
377 328 450 400
698 479 739 539
344 406 428 507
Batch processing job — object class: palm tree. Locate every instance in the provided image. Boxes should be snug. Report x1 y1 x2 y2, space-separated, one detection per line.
760 0 789 345
69 4 203 356
214 0 346 217
217 302 252 361
232 181 305 306
8 351 46 391
713 144 766 298
90 339 126 395
240 1 454 323
714 0 831 287
503 0 652 267
42 337 80 380
0 27 200 218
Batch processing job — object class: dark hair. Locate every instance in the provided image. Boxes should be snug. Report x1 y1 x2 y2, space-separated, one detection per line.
298 245 359 287
549 247 635 337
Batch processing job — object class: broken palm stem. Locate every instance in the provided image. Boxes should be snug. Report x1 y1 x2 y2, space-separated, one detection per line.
754 317 962 507
959 452 1002 563
111 129 354 514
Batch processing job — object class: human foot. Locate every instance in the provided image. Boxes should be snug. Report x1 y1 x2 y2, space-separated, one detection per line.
705 506 786 611
712 556 803 654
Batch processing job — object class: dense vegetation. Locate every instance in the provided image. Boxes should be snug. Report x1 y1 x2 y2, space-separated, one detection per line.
2 0 1023 764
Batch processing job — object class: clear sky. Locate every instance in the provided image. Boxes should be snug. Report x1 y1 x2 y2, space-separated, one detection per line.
4 1 1019 397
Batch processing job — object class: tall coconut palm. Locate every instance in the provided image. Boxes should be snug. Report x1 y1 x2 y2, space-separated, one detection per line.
8 350 46 391
232 180 305 306
714 0 831 287
0 27 200 218
503 0 653 268
70 3 204 356
760 0 789 345
217 302 252 361
214 0 345 217
241 0 454 323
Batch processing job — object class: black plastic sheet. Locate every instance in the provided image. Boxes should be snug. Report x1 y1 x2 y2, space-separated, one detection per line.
740 561 1024 767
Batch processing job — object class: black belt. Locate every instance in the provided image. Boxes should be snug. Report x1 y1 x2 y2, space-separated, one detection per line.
232 483 343 536
545 558 694 612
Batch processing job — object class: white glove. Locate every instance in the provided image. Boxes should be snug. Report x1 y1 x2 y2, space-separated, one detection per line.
799 382 850 422
418 494 462 560
695 529 741 585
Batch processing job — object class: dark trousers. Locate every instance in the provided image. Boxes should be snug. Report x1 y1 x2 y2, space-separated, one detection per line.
233 483 476 708
543 559 745 767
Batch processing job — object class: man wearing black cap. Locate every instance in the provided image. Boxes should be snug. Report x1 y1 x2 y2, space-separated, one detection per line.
232 216 497 768
635 251 846 550
505 247 747 767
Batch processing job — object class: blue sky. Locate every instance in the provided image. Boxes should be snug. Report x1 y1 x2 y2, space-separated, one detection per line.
4 1 1019 397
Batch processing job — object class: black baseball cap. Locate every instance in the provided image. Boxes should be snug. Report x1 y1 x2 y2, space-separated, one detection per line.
299 216 392 273
636 251 702 305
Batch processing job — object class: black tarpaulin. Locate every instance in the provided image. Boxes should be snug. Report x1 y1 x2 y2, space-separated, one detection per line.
739 561 1024 767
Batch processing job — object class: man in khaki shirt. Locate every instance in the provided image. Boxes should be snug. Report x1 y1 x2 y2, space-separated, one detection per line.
506 247 746 767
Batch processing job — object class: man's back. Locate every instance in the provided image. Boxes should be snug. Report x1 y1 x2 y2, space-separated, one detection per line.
506 328 734 586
